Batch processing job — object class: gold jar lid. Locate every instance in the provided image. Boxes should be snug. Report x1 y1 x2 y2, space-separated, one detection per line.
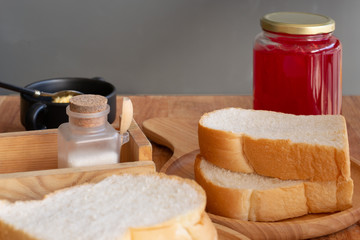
260 12 335 35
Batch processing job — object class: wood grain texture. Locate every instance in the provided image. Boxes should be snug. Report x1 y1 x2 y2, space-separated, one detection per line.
215 223 250 240
120 118 152 163
342 96 360 166
1 95 360 239
0 129 58 173
143 117 360 240
0 96 24 132
0 119 151 174
0 161 155 202
143 117 198 172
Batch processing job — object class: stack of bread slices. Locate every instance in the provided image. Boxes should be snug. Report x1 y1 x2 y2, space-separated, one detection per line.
194 108 353 222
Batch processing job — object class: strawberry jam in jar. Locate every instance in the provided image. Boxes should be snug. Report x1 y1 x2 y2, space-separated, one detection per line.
253 12 342 115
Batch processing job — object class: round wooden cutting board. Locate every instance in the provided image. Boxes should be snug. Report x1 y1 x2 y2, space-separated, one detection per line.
163 150 360 240
143 117 360 240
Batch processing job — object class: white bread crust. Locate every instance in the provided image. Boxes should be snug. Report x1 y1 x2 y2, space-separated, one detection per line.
0 212 217 240
129 212 217 240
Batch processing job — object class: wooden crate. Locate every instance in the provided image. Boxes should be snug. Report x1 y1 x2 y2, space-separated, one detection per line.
0 119 154 201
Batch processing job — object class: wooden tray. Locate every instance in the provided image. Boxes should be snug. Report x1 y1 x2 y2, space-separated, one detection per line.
143 117 360 240
0 118 154 201
0 119 152 174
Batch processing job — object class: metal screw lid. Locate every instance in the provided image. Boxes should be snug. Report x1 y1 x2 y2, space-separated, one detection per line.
260 12 335 35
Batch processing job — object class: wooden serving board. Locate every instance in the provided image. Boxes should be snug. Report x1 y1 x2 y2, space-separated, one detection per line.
143 117 360 240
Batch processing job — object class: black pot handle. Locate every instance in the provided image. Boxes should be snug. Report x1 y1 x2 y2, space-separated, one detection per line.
26 102 48 130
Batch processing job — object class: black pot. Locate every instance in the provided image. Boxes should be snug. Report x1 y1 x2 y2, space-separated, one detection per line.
20 77 116 130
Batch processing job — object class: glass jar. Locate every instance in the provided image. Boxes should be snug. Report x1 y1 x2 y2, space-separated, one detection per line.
58 95 128 168
253 12 342 115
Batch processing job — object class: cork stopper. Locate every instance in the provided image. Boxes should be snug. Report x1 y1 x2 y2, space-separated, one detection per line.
67 94 109 128
69 94 108 113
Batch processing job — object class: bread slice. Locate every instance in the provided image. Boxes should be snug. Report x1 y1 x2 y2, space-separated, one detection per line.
198 108 350 182
0 173 217 240
194 155 353 222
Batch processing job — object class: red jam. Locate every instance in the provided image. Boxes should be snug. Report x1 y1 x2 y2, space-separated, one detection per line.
253 30 342 115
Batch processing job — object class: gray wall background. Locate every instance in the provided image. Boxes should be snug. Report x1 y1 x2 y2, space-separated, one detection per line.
0 0 359 95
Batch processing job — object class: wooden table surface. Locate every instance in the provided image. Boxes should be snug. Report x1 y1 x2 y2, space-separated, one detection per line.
0 95 360 239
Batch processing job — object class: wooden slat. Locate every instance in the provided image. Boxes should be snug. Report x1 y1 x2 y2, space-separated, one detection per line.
0 129 58 173
0 161 155 201
120 119 152 162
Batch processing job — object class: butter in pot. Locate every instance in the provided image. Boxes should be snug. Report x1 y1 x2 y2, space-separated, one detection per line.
52 95 74 103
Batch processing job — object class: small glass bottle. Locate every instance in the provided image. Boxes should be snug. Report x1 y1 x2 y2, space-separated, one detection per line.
58 94 128 168
253 12 342 115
